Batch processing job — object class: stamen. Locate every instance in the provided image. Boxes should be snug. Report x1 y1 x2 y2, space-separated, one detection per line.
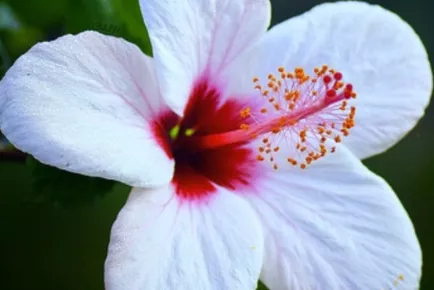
246 65 357 170
182 65 357 171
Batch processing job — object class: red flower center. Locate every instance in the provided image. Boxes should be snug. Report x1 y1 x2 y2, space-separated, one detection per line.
152 66 357 202
152 79 259 202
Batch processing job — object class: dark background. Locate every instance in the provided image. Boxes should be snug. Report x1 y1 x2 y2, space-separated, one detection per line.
0 0 433 289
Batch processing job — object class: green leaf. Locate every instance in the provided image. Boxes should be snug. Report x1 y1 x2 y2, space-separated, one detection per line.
112 0 152 55
0 37 10 78
65 0 117 35
0 3 43 62
66 0 152 55
5 0 68 29
0 2 21 30
26 156 118 208
257 281 269 290
0 2 19 77
1 26 43 60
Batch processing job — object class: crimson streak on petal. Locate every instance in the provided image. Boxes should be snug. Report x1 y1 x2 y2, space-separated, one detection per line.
152 79 259 202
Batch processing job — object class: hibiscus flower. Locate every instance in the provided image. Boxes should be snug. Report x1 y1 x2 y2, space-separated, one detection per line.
0 0 432 289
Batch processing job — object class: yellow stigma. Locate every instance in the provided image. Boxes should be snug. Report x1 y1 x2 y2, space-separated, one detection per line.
185 128 196 136
169 125 180 140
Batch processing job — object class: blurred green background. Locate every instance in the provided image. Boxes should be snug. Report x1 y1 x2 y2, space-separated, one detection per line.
0 0 432 289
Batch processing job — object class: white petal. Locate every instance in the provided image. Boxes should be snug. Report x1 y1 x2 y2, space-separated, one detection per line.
246 146 421 289
105 186 264 290
139 0 271 115
0 31 174 187
229 1 432 159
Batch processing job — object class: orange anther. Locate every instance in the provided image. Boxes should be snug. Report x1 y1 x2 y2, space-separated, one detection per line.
274 103 280 111
240 107 251 118
271 127 280 134
341 129 349 136
278 117 286 126
294 67 303 74
240 123 249 130
285 92 292 101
